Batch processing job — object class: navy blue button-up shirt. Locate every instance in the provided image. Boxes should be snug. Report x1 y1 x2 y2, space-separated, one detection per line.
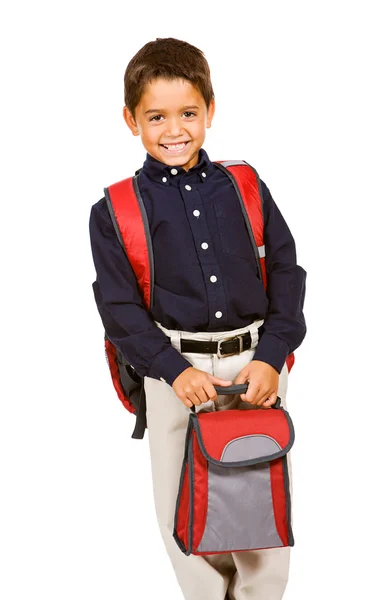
89 147 307 385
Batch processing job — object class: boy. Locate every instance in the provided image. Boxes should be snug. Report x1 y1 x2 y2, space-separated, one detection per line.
89 37 307 600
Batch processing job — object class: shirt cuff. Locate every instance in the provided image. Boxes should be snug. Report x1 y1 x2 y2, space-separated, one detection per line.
147 345 193 386
252 332 290 374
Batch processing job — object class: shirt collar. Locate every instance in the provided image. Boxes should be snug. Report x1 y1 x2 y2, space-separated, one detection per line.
140 147 212 186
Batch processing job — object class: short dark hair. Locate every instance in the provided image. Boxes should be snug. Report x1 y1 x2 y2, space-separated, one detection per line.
124 37 215 120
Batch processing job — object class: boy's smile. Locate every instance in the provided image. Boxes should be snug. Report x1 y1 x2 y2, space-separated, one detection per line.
123 77 215 172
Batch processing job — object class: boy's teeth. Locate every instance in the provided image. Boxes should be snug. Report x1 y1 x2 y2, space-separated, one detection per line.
163 143 186 149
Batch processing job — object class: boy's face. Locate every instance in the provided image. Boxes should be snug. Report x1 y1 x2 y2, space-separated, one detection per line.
123 77 215 172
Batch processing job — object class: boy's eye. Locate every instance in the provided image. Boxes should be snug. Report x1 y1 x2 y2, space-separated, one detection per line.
149 111 196 122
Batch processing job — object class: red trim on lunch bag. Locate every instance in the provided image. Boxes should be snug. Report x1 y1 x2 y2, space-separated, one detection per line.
107 177 151 309
176 463 190 549
192 433 209 552
270 458 289 546
104 338 136 414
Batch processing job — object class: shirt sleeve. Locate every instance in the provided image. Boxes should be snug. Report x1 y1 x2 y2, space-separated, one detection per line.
252 180 307 373
89 199 193 386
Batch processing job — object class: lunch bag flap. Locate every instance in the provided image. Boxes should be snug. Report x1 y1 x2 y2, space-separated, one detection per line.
191 407 294 466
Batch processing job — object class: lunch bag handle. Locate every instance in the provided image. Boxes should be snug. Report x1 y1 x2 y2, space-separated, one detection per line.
190 384 282 411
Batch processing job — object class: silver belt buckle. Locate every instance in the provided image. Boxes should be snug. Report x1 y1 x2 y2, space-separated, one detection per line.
216 334 244 359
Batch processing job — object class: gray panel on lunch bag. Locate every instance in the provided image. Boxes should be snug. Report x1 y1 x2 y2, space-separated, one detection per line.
221 435 281 462
197 440 283 552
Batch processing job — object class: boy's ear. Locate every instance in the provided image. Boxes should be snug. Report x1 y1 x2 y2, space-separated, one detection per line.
123 106 140 136
206 98 215 129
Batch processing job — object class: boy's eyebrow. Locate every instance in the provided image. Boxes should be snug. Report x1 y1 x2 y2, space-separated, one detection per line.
144 105 199 115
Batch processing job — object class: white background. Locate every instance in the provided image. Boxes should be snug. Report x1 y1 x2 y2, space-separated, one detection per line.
1 1 380 598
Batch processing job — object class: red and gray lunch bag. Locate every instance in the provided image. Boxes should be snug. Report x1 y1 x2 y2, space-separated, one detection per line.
173 384 294 555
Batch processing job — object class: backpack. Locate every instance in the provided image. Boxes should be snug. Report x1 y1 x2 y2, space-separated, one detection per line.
94 160 301 440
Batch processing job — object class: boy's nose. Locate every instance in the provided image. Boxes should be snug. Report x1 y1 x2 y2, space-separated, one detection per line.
165 118 184 136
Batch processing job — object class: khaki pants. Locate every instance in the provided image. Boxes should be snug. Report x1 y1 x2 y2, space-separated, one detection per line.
144 318 292 600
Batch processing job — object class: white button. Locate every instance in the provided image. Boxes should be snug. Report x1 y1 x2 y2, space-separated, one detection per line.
201 242 208 250
170 168 178 175
185 184 192 191
159 377 166 383
193 209 200 217
201 172 206 178
215 311 223 318
210 275 217 283
162 176 167 183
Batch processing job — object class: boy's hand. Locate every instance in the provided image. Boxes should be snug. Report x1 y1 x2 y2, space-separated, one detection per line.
234 360 279 408
172 367 232 409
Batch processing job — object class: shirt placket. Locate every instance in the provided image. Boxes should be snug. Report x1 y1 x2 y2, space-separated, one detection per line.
179 177 228 329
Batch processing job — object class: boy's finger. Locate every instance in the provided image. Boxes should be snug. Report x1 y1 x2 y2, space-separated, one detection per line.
257 391 272 406
244 383 261 404
204 383 218 401
263 394 277 407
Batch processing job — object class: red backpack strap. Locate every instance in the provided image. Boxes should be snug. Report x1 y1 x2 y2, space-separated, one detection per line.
104 175 154 311
214 160 295 373
213 160 267 290
99 175 153 438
